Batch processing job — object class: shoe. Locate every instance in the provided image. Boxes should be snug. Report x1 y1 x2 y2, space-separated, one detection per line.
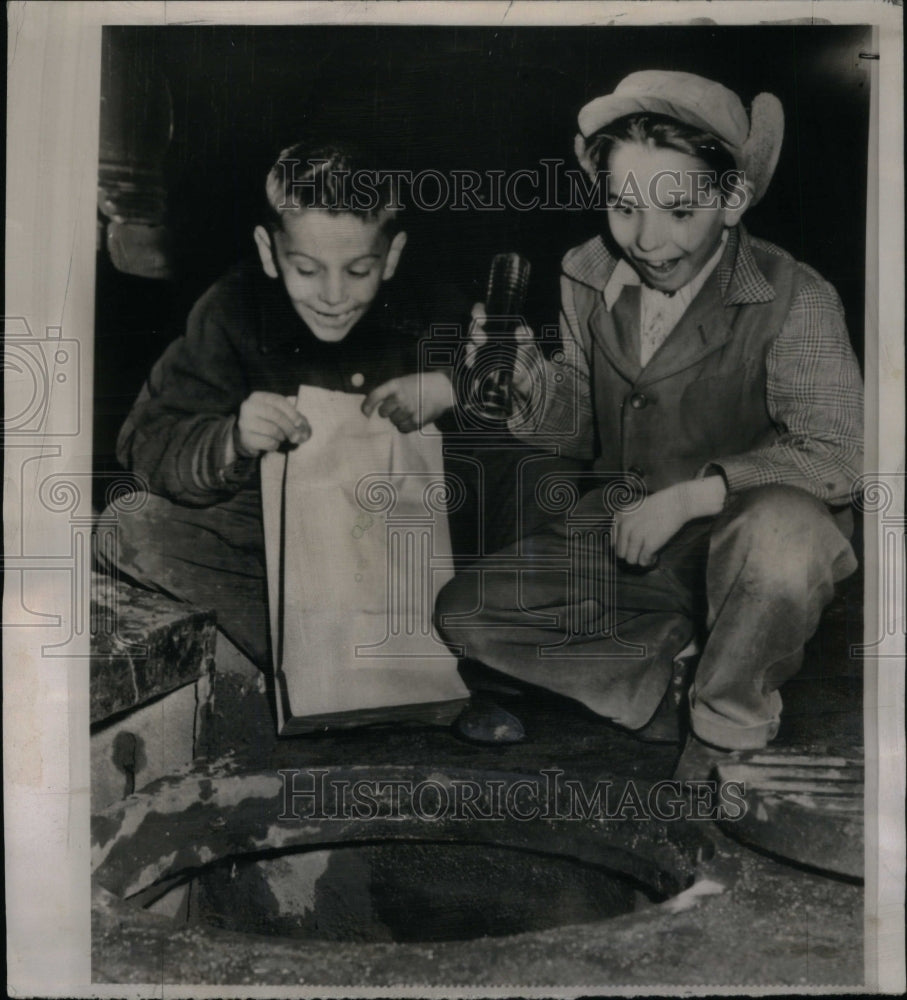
673 734 736 783
452 694 526 745
634 641 698 744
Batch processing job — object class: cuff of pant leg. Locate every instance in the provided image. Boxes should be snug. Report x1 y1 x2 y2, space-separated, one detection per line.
689 704 780 751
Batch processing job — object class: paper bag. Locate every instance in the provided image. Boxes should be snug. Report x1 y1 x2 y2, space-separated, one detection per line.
261 384 468 734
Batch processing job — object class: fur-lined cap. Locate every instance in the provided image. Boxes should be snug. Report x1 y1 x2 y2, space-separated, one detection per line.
577 70 784 205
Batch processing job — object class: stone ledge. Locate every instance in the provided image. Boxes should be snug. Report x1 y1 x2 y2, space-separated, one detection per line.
90 571 216 725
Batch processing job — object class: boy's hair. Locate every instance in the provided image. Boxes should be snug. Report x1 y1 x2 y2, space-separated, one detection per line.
584 112 738 188
263 140 400 235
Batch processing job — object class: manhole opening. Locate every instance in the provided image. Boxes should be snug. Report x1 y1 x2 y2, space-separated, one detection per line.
173 841 668 944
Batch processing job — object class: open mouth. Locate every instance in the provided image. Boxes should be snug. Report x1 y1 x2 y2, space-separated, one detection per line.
634 257 682 277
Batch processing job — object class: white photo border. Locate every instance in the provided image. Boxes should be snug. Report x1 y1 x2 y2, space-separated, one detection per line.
4 1 904 996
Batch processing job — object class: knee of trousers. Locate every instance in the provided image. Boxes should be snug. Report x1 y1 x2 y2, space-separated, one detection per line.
710 484 856 590
434 572 478 638
96 490 186 585
433 570 501 659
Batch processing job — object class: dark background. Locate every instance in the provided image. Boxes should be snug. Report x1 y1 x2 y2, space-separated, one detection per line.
94 23 872 492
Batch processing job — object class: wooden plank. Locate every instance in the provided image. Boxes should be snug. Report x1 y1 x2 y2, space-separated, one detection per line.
716 750 863 879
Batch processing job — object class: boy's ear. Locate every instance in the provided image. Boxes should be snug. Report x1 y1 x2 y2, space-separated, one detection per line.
721 175 754 228
381 230 407 281
253 225 280 279
574 132 597 180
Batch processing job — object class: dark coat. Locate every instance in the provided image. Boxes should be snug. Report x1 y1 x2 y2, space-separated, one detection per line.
117 260 468 506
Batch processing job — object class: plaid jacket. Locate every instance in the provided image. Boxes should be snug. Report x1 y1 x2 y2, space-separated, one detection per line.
511 225 864 506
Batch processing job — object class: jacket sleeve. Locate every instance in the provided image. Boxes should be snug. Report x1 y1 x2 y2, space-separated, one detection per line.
506 274 596 460
704 280 864 506
117 285 258 506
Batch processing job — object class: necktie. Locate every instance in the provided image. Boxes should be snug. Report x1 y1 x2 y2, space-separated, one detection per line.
640 288 674 367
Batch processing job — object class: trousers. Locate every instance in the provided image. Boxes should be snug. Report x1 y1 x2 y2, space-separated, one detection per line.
434 484 858 750
99 488 272 669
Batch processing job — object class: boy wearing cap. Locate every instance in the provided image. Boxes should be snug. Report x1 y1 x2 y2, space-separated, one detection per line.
108 142 459 671
437 72 863 775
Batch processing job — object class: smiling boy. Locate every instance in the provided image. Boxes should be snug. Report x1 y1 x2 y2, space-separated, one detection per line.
110 141 456 671
437 72 864 774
